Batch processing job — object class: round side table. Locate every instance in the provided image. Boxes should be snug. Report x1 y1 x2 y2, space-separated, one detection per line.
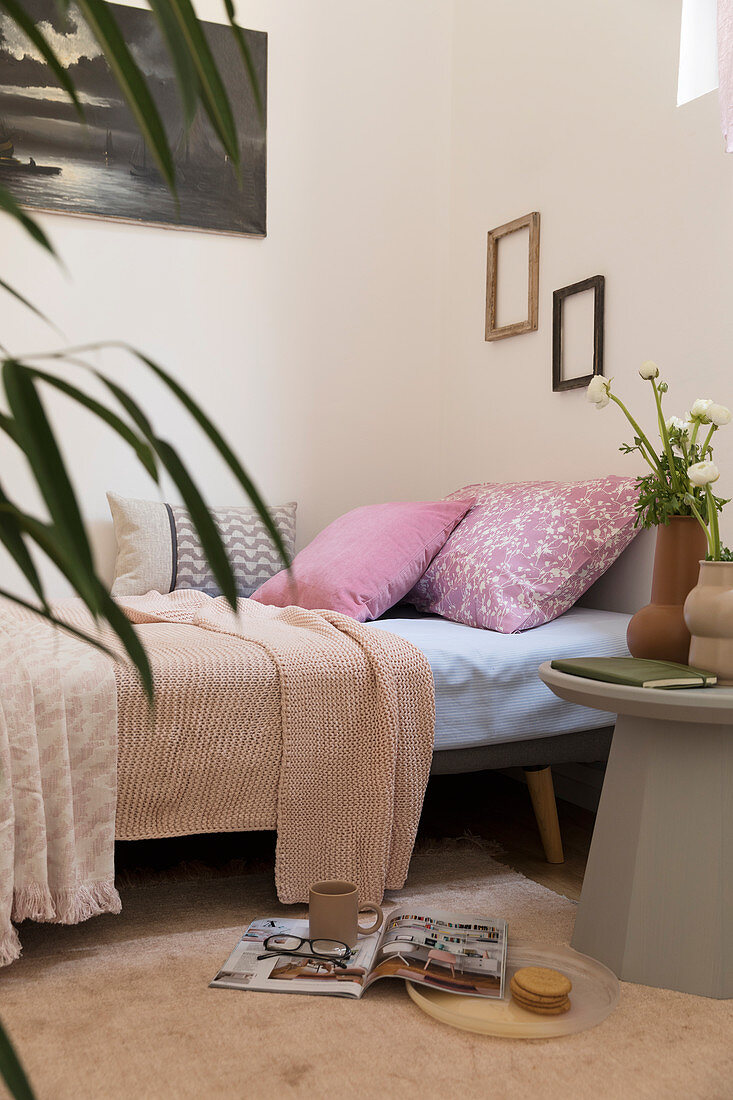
539 662 733 999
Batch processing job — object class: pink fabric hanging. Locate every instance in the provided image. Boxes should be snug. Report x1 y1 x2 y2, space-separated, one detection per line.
719 0 733 151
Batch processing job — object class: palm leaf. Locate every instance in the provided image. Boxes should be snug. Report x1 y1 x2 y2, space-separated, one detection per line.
162 0 240 164
0 502 153 699
27 342 291 574
0 1018 34 1100
0 280 59 331
146 0 199 127
2 360 95 577
0 479 48 610
0 0 84 119
0 585 118 667
221 0 264 124
130 349 289 569
28 368 159 482
73 0 177 192
153 437 238 607
0 185 56 255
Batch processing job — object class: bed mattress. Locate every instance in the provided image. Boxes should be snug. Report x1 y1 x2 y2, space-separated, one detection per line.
369 606 630 752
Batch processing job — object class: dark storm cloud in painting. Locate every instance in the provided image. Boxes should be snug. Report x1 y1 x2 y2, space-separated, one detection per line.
0 0 267 235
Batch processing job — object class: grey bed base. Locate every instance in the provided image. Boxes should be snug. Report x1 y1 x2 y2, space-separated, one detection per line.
430 726 614 864
431 726 613 775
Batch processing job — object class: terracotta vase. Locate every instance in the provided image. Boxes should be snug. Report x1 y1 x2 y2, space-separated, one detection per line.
684 560 733 685
626 516 708 664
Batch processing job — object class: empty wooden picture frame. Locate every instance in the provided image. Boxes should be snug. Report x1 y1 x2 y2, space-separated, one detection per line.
485 211 540 341
552 275 605 392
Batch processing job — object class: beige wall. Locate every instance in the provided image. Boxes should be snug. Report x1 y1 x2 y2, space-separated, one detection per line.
0 0 454 594
3 0 732 602
441 0 733 564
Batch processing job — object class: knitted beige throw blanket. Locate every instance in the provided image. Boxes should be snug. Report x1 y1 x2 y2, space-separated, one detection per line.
62 591 434 909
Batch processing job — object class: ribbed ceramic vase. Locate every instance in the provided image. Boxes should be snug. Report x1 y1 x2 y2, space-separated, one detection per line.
626 516 708 664
684 560 733 685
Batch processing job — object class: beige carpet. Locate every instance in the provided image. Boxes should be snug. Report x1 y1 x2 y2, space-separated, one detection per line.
1 845 731 1100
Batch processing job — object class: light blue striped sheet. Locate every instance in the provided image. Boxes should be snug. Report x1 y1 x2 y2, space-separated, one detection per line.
368 606 630 752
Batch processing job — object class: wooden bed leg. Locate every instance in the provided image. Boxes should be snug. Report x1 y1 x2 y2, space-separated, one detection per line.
523 765 564 864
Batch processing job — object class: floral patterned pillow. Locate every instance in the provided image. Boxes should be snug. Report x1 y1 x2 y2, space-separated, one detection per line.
407 477 639 633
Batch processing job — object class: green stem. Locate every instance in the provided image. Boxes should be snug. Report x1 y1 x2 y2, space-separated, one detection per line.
690 420 700 452
706 484 721 560
609 394 663 474
686 494 716 558
700 424 716 458
651 378 680 492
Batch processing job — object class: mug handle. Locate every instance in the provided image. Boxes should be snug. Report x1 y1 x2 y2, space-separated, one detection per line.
358 902 384 935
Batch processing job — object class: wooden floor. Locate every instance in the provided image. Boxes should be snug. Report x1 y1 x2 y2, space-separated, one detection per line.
116 770 594 902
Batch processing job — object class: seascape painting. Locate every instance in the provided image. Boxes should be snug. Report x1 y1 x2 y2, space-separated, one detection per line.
0 0 267 236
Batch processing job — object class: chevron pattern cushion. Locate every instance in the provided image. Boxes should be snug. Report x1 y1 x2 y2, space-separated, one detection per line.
108 492 296 598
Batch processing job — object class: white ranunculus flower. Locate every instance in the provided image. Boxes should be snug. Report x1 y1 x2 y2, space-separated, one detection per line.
639 360 659 379
586 375 611 408
708 403 732 427
665 415 690 436
690 398 713 422
688 460 720 487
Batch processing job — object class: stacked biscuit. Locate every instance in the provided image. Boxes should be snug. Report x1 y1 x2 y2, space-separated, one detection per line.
510 966 572 1014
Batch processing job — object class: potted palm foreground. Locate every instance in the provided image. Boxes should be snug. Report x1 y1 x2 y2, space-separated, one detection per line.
0 2 281 1096
587 362 730 664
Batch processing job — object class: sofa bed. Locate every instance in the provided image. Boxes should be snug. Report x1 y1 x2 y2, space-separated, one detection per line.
1 476 648 962
101 477 642 868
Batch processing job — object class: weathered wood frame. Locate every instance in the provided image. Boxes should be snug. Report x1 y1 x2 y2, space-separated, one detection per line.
485 211 540 341
551 274 605 392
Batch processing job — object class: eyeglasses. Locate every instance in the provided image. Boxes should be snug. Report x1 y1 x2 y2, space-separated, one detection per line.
257 934 353 968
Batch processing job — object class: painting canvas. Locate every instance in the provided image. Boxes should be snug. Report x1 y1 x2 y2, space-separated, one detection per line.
0 1 267 236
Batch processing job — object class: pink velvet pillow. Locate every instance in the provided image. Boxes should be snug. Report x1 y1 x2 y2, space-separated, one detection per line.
408 477 639 633
250 499 473 622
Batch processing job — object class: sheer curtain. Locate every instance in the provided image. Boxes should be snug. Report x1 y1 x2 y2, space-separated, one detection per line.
720 0 733 150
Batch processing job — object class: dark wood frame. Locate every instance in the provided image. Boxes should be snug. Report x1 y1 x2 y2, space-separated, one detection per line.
485 211 540 341
552 275 605 392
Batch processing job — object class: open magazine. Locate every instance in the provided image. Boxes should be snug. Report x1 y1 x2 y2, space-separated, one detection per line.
210 909 507 1000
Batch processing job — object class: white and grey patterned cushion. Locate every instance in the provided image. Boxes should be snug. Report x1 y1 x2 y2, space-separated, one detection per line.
107 491 296 598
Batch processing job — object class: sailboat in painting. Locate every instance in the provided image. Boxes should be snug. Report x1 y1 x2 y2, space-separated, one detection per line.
129 138 157 178
104 129 114 165
0 117 61 175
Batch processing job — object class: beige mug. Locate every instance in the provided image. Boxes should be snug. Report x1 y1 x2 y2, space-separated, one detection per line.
308 880 383 949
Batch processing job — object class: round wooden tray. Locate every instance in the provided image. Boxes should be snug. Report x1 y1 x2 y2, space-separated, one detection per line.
406 943 619 1039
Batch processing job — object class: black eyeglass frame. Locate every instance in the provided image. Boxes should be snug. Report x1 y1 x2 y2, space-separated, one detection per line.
257 934 353 969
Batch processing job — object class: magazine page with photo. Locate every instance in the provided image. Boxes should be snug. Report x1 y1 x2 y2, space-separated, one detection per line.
210 910 508 1000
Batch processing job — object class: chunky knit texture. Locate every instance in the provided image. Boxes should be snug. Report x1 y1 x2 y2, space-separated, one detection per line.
59 591 435 906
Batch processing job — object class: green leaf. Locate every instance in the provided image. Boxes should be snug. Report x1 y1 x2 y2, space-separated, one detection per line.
146 0 199 127
0 1018 35 1100
0 478 48 610
153 437 238 608
93 583 154 701
73 0 177 192
28 368 159 482
0 185 56 255
0 278 58 331
2 360 95 576
0 587 118 667
221 0 264 124
163 0 240 164
0 503 153 699
0 0 85 119
131 350 290 570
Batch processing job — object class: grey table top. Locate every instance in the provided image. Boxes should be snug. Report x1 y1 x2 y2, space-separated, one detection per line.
538 661 733 726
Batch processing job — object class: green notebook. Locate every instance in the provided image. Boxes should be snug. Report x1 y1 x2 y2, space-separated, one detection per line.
550 657 717 689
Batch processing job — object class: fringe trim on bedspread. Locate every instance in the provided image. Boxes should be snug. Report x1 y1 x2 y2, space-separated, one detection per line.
12 880 121 925
1 881 121 965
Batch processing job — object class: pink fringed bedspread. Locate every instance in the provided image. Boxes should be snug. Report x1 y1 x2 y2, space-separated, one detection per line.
0 603 120 967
